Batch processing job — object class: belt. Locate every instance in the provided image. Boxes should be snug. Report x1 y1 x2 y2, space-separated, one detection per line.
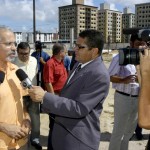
116 90 138 97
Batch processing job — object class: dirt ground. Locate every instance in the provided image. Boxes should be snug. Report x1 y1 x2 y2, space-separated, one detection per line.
39 52 150 150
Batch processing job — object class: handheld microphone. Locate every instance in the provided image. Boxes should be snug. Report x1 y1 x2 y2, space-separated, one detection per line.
0 71 5 84
16 69 32 89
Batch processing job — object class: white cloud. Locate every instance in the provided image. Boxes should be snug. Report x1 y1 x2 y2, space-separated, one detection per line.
110 3 118 11
105 0 150 8
0 0 33 20
0 0 95 23
85 0 94 5
0 0 73 32
0 0 149 32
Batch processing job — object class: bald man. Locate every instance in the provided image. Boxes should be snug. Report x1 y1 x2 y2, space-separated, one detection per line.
0 27 31 150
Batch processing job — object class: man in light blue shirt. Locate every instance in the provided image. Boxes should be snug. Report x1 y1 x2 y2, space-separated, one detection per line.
31 41 50 88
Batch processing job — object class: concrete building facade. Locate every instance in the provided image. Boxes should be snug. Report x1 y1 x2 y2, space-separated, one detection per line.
135 2 150 28
59 0 98 40
98 3 122 43
122 7 135 43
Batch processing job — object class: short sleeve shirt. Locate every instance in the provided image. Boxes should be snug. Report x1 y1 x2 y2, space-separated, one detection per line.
43 56 67 92
0 62 28 149
108 54 140 95
31 50 50 73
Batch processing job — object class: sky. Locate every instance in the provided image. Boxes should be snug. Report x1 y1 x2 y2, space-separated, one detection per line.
0 0 149 33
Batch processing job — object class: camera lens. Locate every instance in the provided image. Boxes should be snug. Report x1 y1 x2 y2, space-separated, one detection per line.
119 48 140 65
129 49 140 65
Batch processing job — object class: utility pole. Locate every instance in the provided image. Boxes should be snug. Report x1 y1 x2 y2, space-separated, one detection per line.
55 28 58 42
33 0 36 43
64 21 66 41
107 35 110 54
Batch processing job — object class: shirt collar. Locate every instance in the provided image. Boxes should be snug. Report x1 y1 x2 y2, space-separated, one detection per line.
0 61 15 72
80 60 93 69
17 57 29 65
52 56 63 64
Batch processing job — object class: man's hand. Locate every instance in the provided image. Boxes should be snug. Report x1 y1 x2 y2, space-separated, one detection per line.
138 48 150 129
140 49 150 77
136 65 141 86
123 75 138 84
21 119 31 135
1 123 27 140
28 86 46 102
136 48 150 85
40 57 46 64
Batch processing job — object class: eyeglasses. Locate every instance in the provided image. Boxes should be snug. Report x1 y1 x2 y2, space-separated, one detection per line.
18 52 30 56
0 42 17 47
74 44 88 50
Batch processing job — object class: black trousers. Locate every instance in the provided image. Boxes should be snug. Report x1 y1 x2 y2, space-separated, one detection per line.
47 114 55 150
37 72 45 89
135 124 142 134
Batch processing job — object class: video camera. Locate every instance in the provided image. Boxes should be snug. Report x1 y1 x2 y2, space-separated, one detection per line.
119 28 150 65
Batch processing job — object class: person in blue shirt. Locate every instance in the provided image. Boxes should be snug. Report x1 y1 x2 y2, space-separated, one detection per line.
63 46 71 74
64 55 71 74
31 41 50 88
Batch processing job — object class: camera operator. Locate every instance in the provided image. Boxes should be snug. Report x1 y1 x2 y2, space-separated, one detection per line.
108 33 146 150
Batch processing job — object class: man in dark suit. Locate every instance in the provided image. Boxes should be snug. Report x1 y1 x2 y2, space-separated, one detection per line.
28 29 110 150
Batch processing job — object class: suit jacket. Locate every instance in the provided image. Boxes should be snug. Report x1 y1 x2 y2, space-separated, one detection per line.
42 56 110 150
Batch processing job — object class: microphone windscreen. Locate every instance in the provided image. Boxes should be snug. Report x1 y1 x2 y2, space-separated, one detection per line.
0 71 5 83
16 69 28 81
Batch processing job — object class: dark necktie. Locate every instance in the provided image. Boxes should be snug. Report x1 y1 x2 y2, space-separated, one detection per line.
67 64 82 84
74 64 82 75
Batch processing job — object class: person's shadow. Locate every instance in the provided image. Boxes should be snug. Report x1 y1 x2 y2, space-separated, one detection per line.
27 135 48 150
100 132 150 142
100 132 111 141
130 133 149 141
40 135 48 149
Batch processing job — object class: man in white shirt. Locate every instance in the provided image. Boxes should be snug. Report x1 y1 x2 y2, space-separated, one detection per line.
108 34 146 150
14 42 42 150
